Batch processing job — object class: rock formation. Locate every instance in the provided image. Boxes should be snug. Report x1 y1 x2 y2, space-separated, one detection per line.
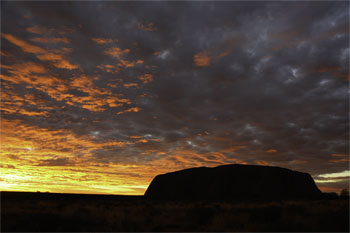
145 164 322 200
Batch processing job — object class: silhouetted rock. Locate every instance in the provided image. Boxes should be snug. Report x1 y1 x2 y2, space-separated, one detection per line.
145 164 322 201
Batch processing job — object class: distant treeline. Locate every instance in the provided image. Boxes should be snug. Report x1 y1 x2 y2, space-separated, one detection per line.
322 189 349 200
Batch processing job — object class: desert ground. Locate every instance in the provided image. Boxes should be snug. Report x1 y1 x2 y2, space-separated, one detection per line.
1 191 349 232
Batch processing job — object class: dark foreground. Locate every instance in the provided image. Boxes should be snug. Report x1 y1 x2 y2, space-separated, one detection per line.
1 192 349 232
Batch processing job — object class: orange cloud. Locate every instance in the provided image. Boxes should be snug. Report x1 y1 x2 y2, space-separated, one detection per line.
17 109 49 117
38 53 79 70
2 33 47 54
255 160 270 166
103 48 143 69
193 36 244 67
137 22 157 32
266 149 277 153
1 62 131 113
329 158 350 163
117 107 141 115
138 74 153 84
30 37 70 44
26 26 75 36
124 83 139 88
0 118 254 195
1 79 68 119
0 87 51 117
53 47 73 54
92 38 118 44
104 47 130 58
71 75 94 89
331 153 349 157
0 119 128 160
1 62 46 76
312 66 349 81
318 186 343 193
220 145 247 153
97 64 120 74
0 62 60 87
0 119 161 195
68 96 127 112
148 149 248 171
118 59 136 68
26 26 50 34
116 59 144 69
66 75 132 111
193 51 211 67
2 33 79 70
136 139 148 143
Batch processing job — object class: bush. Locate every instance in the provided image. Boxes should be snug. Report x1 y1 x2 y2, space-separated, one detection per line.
340 189 349 197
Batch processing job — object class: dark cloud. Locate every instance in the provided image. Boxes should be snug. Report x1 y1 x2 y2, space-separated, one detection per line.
37 158 72 167
1 1 349 194
0 164 16 169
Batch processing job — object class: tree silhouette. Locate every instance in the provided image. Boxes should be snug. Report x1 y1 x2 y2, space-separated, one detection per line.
340 189 349 197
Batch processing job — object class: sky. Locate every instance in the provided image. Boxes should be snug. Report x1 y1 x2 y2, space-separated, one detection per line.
0 1 349 195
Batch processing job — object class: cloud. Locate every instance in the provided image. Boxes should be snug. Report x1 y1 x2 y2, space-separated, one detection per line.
2 33 79 70
0 164 16 169
329 158 350 163
193 52 211 67
30 37 70 44
26 26 49 34
117 107 141 115
266 149 277 153
255 160 271 166
138 21 157 32
138 74 153 84
2 33 47 54
312 66 349 81
124 83 139 88
92 38 118 44
1 1 348 195
37 157 72 166
104 47 130 59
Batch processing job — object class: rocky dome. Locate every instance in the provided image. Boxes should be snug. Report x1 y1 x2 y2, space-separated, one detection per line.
145 164 322 200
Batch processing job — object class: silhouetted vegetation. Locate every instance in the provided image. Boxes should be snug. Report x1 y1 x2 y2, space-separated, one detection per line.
1 191 349 232
322 192 340 200
340 189 349 197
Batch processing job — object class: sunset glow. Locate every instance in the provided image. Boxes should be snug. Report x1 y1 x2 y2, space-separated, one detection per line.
1 1 349 195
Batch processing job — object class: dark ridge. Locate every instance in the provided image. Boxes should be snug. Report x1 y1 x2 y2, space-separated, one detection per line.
145 164 322 201
0 191 144 201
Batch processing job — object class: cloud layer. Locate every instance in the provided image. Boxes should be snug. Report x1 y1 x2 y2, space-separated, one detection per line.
1 1 349 194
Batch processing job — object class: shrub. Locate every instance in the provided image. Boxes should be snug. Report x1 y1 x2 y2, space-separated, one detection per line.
340 189 349 197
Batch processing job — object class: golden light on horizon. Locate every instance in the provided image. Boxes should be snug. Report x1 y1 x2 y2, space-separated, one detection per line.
1 1 349 196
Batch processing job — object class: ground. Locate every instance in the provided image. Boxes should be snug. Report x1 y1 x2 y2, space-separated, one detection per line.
1 192 349 232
